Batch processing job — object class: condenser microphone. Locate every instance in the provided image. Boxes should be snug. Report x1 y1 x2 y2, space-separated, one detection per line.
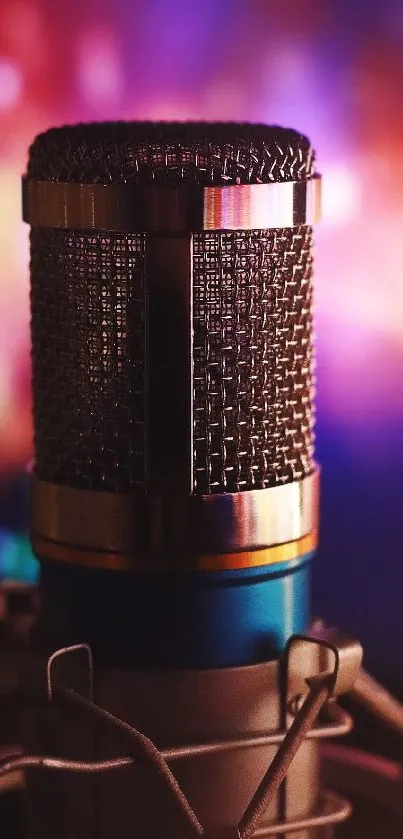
2 121 401 839
24 121 321 670
20 123 342 839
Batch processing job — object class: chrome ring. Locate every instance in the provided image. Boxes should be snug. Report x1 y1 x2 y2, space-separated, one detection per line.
31 469 319 559
195 469 319 553
203 176 321 230
22 175 321 232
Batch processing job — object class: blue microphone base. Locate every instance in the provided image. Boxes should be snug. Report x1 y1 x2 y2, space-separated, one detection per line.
37 553 314 669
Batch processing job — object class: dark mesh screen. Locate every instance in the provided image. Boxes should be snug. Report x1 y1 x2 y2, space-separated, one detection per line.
193 228 314 494
30 228 146 492
27 122 314 185
28 121 316 494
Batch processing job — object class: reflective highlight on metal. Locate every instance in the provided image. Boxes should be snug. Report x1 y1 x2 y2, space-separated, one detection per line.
0 754 133 777
22 175 321 232
203 175 322 230
196 469 319 554
30 469 319 564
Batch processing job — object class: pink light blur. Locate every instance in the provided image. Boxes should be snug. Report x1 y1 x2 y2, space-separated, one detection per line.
78 30 123 106
0 59 23 110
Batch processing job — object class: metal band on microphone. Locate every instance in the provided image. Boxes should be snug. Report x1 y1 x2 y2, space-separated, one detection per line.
22 175 322 232
30 469 319 570
32 531 318 572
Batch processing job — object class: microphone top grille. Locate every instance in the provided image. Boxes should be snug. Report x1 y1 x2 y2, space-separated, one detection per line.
27 121 315 186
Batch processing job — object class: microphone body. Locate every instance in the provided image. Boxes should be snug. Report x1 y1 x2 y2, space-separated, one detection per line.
26 122 319 669
22 122 326 839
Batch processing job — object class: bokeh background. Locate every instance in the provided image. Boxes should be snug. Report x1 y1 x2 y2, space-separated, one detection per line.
0 0 402 691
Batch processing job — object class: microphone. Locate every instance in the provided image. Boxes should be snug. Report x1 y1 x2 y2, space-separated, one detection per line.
1 120 402 839
24 121 321 670
19 122 340 839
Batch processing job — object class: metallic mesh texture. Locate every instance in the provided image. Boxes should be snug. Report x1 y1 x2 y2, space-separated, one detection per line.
193 228 314 494
27 122 315 186
28 122 316 494
30 228 146 492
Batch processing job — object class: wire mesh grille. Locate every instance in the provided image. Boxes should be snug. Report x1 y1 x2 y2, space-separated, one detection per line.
193 228 314 494
31 228 146 492
27 122 315 185
28 122 316 494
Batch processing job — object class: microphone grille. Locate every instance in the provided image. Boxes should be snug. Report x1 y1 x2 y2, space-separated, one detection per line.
193 226 315 493
28 122 316 494
27 121 315 185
